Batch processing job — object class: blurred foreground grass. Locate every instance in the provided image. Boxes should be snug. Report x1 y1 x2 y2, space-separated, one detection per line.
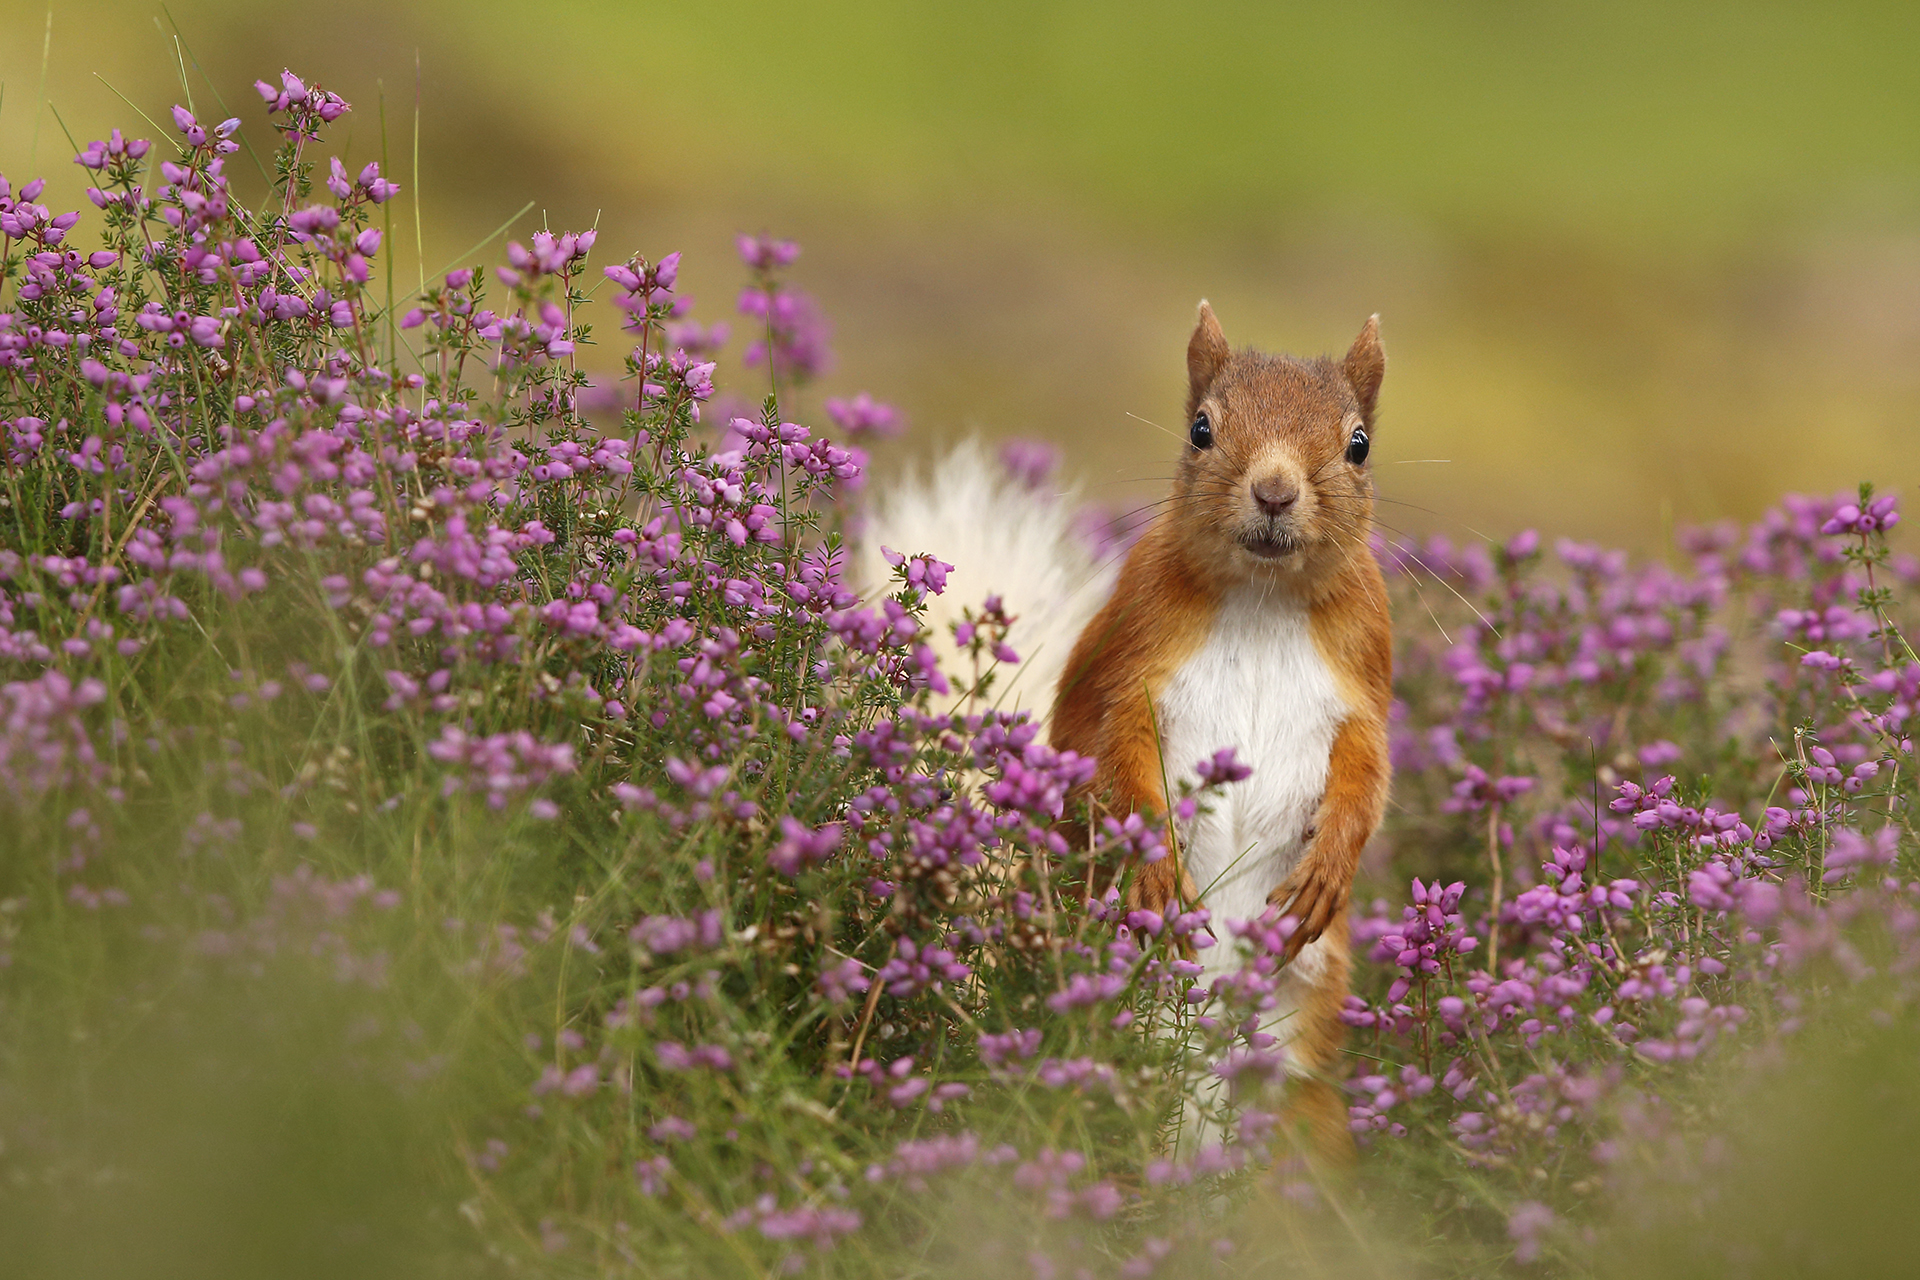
13 809 1920 1280
4 0 1920 546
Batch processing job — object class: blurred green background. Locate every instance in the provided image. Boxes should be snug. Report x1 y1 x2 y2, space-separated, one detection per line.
6 0 1920 546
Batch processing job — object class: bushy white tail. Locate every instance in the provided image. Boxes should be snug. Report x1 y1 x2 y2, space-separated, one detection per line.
856 441 1118 722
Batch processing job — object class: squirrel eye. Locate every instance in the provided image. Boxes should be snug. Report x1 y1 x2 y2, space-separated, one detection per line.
1346 426 1370 466
1190 412 1213 450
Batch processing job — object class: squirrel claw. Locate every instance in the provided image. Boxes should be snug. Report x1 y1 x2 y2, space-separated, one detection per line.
1269 864 1346 962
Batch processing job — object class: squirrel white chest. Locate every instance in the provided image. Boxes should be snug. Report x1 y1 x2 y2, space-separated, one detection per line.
1155 591 1349 950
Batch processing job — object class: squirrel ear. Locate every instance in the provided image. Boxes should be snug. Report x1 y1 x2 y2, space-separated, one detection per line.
1344 314 1385 420
1187 300 1230 404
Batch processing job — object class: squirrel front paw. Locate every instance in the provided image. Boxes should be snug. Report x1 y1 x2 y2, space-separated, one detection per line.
1126 855 1198 918
1268 860 1350 961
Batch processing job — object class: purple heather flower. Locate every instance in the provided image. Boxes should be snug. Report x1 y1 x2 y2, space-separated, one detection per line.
634 1156 671 1197
737 234 800 271
1507 1201 1555 1262
1637 739 1682 767
357 161 399 202
1195 747 1252 785
1504 528 1541 560
1824 826 1899 882
997 438 1059 490
168 105 207 147
1821 493 1900 536
879 546 953 597
817 957 870 1005
823 393 903 440
768 817 843 876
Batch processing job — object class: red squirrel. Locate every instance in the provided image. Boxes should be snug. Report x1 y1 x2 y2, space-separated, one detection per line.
1048 302 1393 1157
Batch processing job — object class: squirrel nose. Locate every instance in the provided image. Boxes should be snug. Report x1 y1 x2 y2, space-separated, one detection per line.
1251 476 1299 518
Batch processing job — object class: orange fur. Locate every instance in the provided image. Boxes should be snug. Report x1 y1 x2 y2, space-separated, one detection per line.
1050 521 1217 907
1049 303 1394 1164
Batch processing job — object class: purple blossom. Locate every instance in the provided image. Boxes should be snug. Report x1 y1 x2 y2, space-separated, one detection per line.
769 817 843 876
823 393 902 440
1443 764 1535 813
655 1041 734 1072
1824 826 1899 882
736 234 800 271
880 545 953 597
997 438 1059 490
1194 747 1252 785
1820 493 1900 536
817 957 871 1004
1507 1200 1556 1263
875 935 971 997
739 283 833 382
634 1156 672 1197
631 910 726 956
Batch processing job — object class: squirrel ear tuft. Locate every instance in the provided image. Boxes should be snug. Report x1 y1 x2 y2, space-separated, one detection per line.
1344 314 1385 420
1187 300 1230 404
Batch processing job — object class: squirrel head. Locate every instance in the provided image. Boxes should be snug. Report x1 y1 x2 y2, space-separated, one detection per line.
1169 301 1384 590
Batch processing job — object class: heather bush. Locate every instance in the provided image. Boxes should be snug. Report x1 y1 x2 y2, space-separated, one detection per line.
3 67 1919 1279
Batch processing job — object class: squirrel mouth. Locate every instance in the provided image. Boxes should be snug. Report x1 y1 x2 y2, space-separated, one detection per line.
1240 533 1299 560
